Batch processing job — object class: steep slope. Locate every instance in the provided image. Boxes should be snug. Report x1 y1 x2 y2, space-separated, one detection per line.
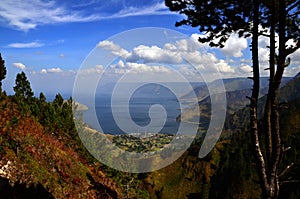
0 94 122 199
225 73 300 133
179 77 292 127
179 74 298 134
178 88 253 127
214 74 300 198
211 95 300 199
141 140 230 199
154 74 300 199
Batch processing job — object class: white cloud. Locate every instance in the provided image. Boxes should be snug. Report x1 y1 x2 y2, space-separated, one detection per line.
40 69 47 74
0 0 173 31
117 60 125 68
126 62 170 73
109 60 170 74
127 45 181 63
215 60 235 73
97 35 236 77
78 65 104 74
190 34 209 48
108 2 172 18
174 39 193 52
284 65 300 77
258 35 270 48
169 34 209 52
13 62 26 70
290 49 300 64
258 47 270 64
48 67 63 73
147 49 234 74
182 50 235 74
164 43 177 51
184 51 217 65
8 41 44 48
221 34 248 58
239 64 252 73
97 40 129 57
257 32 299 65
97 35 205 65
0 0 99 31
40 67 63 74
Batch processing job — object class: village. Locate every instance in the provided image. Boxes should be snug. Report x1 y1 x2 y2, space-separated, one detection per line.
112 133 187 153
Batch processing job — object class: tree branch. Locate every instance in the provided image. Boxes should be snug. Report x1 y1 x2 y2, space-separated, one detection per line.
286 0 300 12
286 42 300 57
282 146 291 153
250 0 270 196
278 163 294 178
280 180 300 185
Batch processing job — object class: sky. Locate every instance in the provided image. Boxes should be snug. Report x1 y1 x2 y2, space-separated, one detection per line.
0 0 300 97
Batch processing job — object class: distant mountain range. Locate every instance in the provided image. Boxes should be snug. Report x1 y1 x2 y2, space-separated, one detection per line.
177 75 295 130
181 76 292 101
224 72 300 134
95 82 205 97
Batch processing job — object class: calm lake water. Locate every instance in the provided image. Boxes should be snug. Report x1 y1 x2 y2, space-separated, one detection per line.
81 84 182 135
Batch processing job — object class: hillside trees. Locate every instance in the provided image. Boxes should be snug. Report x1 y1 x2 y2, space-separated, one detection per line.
11 71 77 144
165 0 300 198
13 71 34 115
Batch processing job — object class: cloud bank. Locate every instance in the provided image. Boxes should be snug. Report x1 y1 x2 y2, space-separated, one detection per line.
8 41 44 48
0 0 172 31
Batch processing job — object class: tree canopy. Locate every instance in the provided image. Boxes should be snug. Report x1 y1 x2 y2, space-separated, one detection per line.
13 72 34 100
165 0 253 47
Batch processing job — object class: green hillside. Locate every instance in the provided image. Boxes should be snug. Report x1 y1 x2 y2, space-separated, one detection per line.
0 93 124 198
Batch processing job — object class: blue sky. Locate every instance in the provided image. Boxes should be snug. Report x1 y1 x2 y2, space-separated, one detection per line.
1 0 299 97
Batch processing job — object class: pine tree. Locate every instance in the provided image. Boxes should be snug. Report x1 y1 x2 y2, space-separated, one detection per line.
53 93 64 107
39 92 47 103
13 72 34 100
0 53 7 93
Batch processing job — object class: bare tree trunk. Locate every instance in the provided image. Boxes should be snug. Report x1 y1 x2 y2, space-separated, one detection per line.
254 0 287 198
267 0 287 197
249 0 271 198
264 0 276 179
263 0 278 197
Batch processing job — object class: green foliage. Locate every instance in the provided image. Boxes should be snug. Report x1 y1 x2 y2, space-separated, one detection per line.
10 116 19 126
0 89 122 198
53 93 64 107
165 0 253 47
0 53 6 92
165 0 299 50
39 92 46 103
210 132 261 198
213 81 300 198
136 189 150 199
13 72 34 101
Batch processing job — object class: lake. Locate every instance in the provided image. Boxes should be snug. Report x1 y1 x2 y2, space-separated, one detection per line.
82 83 182 135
